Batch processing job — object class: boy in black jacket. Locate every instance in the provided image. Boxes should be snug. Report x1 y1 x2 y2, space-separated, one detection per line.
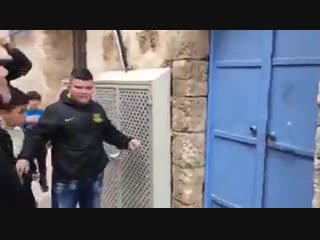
0 86 35 208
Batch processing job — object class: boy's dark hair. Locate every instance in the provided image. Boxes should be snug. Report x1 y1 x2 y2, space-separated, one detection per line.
0 86 29 110
27 91 41 101
70 68 93 81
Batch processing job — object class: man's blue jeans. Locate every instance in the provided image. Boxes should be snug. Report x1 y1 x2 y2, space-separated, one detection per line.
52 173 103 208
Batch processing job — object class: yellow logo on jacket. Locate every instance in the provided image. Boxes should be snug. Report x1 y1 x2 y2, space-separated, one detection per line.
93 113 103 123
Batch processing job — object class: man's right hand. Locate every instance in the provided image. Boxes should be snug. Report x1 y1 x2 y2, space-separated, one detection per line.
16 159 30 177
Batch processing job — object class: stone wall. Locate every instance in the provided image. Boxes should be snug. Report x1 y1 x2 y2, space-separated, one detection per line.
11 31 48 103
313 83 320 207
101 30 210 208
12 30 210 208
86 30 108 77
10 30 320 208
172 60 208 208
12 30 73 106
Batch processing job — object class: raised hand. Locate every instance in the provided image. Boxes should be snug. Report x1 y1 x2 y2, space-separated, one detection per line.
128 139 142 151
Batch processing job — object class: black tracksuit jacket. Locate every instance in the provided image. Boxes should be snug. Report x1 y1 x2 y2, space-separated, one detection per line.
19 90 132 180
0 128 31 208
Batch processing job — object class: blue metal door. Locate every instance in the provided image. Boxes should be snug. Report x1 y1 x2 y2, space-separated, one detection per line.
205 30 319 208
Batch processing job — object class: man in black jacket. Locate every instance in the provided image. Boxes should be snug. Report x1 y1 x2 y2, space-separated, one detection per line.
17 68 141 208
0 86 35 208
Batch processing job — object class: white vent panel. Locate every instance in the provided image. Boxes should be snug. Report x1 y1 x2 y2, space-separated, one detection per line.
94 68 171 208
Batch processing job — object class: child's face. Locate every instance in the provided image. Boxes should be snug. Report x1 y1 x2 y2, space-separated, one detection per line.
28 100 41 110
0 105 27 128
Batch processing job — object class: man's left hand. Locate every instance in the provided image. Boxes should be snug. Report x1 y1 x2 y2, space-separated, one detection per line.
128 139 142 151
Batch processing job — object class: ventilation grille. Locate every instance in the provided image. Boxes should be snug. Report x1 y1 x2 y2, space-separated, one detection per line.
94 87 152 208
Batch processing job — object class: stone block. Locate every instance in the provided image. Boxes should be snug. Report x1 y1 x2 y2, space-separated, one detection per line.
172 60 207 80
165 30 209 60
172 97 207 132
172 60 208 97
119 30 209 69
172 165 204 207
173 199 199 208
121 30 167 69
172 132 205 168
173 80 207 97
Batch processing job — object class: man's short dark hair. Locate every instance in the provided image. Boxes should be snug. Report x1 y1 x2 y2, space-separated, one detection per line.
70 68 93 81
0 86 29 110
27 91 41 101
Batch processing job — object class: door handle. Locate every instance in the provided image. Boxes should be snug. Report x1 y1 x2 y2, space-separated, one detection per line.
267 131 277 141
249 125 257 136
